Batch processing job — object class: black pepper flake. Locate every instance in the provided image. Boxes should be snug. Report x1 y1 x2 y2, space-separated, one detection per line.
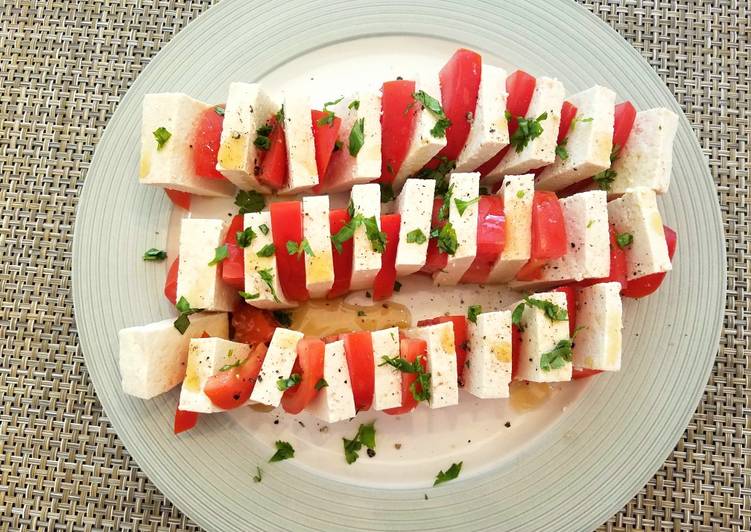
424 494 429 500
298 421 305 428
273 419 279 425
233 393 240 400
504 421 511 428
366 448 376 458
365 291 372 298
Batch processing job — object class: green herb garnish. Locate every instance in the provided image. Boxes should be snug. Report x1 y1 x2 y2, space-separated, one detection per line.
269 440 294 462
362 215 387 253
508 112 548 152
214 106 225 116
173 296 204 334
380 183 395 203
252 466 262 483
412 90 451 138
143 248 167 261
256 244 276 257
235 190 265 214
379 355 430 403
406 228 427 245
467 305 482 324
153 127 171 150
259 224 270 235
236 227 256 248
434 462 462 486
276 373 302 391
254 123 273 151
435 222 458 256
208 244 229 266
257 268 280 303
555 138 569 160
540 338 574 371
238 291 259 300
454 196 480 216
348 118 365 156
343 422 376 464
272 309 292 327
616 232 633 249
219 353 249 372
315 378 328 391
348 99 360 110
524 297 569 321
286 239 314 257
317 96 344 126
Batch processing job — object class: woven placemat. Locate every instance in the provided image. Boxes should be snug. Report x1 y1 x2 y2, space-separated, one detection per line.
1 0 747 530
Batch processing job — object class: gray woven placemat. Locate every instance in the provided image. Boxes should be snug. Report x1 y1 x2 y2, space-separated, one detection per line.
1 0 748 530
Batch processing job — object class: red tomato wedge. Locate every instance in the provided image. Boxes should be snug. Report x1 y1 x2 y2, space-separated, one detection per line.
557 101 578 145
231 303 277 346
576 225 628 291
461 196 506 283
552 285 577 337
612 101 637 154
270 201 308 302
515 191 568 281
417 315 468 382
327 208 354 299
221 214 245 290
257 116 287 190
380 80 418 183
192 104 226 180
421 198 448 274
311 109 342 178
373 214 401 301
204 343 268 410
165 188 191 211
511 324 522 381
384 338 428 416
622 226 677 299
174 406 198 434
342 331 375 412
475 70 536 176
281 337 326 415
164 256 179 305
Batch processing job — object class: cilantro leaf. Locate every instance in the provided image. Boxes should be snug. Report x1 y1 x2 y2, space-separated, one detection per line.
269 440 294 462
524 297 568 321
258 224 270 235
235 190 265 214
362 215 387 253
467 305 482 324
343 422 376 464
616 232 633 249
218 353 249 372
173 296 204 334
348 118 365 156
593 168 617 190
380 183 395 203
540 338 574 371
252 466 262 483
348 99 360 110
236 227 256 248
406 228 427 244
153 127 171 150
143 248 167 261
238 291 259 300
257 268 280 303
412 90 451 138
454 196 479 216
555 139 569 160
410 157 456 196
512 303 525 328
208 244 229 266
286 239 315 257
508 112 548 152
380 355 430 402
256 244 275 257
436 222 458 256
434 462 462 486
276 373 301 391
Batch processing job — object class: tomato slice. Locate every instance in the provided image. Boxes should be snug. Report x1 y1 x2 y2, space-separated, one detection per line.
380 80 418 183
515 191 567 281
257 116 287 190
384 338 428 415
576 225 628 291
281 337 326 414
420 198 448 274
342 331 375 412
475 70 536 176
621 226 677 299
572 368 603 379
221 214 245 290
460 196 506 283
270 201 308 301
311 110 342 179
417 315 468 382
327 208 353 298
372 214 401 301
174 405 199 434
192 104 226 180
164 256 179 305
511 324 522 381
165 188 191 211
612 101 637 153
557 101 578 145
204 343 268 410
231 303 278 346
552 285 577 337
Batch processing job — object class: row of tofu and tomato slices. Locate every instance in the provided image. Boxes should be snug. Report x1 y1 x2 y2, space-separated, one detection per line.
139 48 679 208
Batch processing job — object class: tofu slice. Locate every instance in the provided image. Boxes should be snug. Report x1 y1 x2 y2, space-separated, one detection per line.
371 327 402 411
216 82 275 192
178 338 252 413
250 327 303 407
608 108 678 196
485 77 565 183
302 196 335 298
280 91 319 194
392 75 447 191
464 310 513 399
535 85 616 192
607 187 672 280
455 65 510 171
573 282 623 371
139 93 235 197
395 178 436 276
434 172 480 286
510 291 571 382
510 190 610 290
404 322 458 409
119 312 228 399
307 340 356 423
485 174 535 283
349 183 382 291
176 218 237 312
321 91 382 193
243 212 296 309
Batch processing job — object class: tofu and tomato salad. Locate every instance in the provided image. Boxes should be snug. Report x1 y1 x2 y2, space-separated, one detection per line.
126 48 678 457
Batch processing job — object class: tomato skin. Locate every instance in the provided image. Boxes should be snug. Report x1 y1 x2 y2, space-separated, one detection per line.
270 201 308 302
373 214 401 301
621 226 677 299
174 406 198 434
204 343 268 410
342 331 375 412
192 105 226 180
511 324 522 381
417 315 468 382
515 191 568 280
572 368 603 379
576 225 628 291
552 285 577 337
231 303 278 346
311 110 342 179
281 337 326 415
327 209 353 299
220 215 245 290
380 80 418 183
612 101 637 152
461 196 506 283
165 188 191 211
164 256 179 305
420 198 449 274
257 116 287 190
384 338 428 415
557 101 578 145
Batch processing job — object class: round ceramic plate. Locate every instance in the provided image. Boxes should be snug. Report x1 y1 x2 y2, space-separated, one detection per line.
72 1 725 530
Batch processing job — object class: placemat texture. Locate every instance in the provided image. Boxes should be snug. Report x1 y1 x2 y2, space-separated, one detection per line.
0 0 747 530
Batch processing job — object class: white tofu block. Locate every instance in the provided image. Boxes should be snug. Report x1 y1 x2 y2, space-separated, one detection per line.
371 327 402 411
216 82 275 192
573 283 623 371
485 77 566 183
139 93 235 197
321 91 382 193
349 183 382 291
119 312 229 399
510 190 610 290
511 291 571 382
178 338 252 413
464 311 513 399
455 65 510 171
395 178 436 276
243 212 296 309
280 91 319 194
486 174 535 283
250 328 303 407
404 322 458 409
176 218 237 312
302 196 335 298
307 340 356 423
393 75 448 191
434 172 480 286
535 86 616 192
609 108 678 196
607 187 672 280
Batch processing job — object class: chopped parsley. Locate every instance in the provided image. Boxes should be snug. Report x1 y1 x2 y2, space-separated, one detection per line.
253 123 273 151
433 462 462 486
511 303 525 328
252 466 262 483
257 268 280 303
379 355 430 403
393 280 402 292
286 239 314 257
152 127 171 150
269 440 294 462
434 222 458 255
362 215 387 253
258 224 270 235
616 232 634 249
315 378 328 391
348 99 360 110
467 305 482 324
454 196 479 216
569 116 593 132
512 297 568 328
275 105 285 123
272 309 292 327
238 291 259 300
437 185 454 221
411 157 456 195
412 90 451 138
256 244 276 257
348 118 365 156
317 96 344 126
235 190 265 214
508 112 548 152
555 138 569 160
540 338 574 371
406 228 427 245
276 373 302 391
208 244 229 266
173 296 204 334
214 106 225 116
343 422 376 464
593 168 617 190
331 211 386 253
218 353 249 372
143 248 167 261
236 227 256 248
380 183 395 203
